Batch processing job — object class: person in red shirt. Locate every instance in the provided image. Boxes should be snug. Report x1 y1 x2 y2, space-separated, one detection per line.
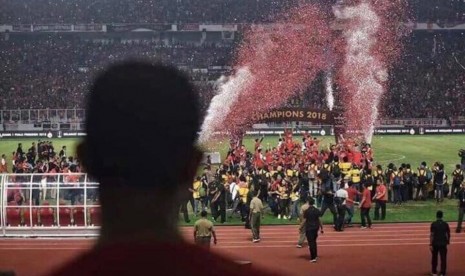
359 183 373 229
254 136 264 151
373 179 388 220
254 148 265 169
345 181 360 227
48 62 276 276
0 154 8 173
352 150 362 167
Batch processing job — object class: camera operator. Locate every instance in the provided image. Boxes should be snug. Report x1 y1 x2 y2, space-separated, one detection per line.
459 149 465 170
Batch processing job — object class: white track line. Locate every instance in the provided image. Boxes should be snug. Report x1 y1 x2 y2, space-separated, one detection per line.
2 242 465 250
180 225 458 232
3 237 465 247
212 241 465 249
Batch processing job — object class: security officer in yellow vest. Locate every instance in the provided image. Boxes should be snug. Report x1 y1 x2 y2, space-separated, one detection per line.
417 165 428 201
450 164 464 199
350 166 362 192
339 156 352 182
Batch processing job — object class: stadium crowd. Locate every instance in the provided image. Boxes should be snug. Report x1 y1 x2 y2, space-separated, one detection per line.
0 38 232 112
385 31 465 119
1 0 464 24
1 30 465 120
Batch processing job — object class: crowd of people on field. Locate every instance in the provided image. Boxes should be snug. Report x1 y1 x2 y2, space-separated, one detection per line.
1 0 464 24
187 131 465 229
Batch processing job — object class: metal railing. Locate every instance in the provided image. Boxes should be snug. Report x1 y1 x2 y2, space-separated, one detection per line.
0 173 100 237
0 109 85 124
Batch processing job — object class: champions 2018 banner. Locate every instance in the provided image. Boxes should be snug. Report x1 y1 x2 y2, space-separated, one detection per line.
252 108 335 124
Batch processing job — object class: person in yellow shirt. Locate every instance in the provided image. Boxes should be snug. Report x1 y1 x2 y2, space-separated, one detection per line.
277 179 290 219
339 157 352 181
289 177 300 220
238 181 250 222
192 177 202 215
349 166 361 190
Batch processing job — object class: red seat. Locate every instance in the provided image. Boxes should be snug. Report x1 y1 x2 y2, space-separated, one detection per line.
39 207 55 226
57 205 72 227
6 207 21 227
72 207 85 226
23 208 39 226
39 201 55 226
89 207 101 226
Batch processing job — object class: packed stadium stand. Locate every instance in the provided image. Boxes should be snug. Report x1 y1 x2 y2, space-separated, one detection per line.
0 30 464 123
1 0 464 24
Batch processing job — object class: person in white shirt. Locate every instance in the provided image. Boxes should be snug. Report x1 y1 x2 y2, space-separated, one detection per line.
277 138 283 149
335 186 348 231
228 179 240 218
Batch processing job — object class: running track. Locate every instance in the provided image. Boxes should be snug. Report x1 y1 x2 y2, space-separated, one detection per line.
0 223 464 276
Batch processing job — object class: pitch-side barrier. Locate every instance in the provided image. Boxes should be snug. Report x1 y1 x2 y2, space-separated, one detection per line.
0 173 100 237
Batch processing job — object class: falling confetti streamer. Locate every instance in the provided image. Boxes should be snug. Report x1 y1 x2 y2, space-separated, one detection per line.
199 3 332 144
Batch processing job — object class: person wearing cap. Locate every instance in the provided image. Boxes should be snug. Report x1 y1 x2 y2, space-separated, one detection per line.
49 62 275 276
456 181 465 233
430 210 450 276
194 210 217 249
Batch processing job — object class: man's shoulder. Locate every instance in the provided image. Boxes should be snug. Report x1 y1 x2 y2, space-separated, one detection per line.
49 241 276 276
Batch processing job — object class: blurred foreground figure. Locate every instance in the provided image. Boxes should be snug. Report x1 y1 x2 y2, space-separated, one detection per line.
49 62 275 276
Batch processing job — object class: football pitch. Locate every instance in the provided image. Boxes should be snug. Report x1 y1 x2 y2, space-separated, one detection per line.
1 135 463 172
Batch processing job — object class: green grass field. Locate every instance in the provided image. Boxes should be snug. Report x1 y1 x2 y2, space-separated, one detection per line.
1 135 463 172
178 198 461 226
202 134 464 173
1 135 463 225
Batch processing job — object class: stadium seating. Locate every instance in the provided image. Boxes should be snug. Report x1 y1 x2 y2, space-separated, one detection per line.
0 30 464 120
57 202 72 227
72 207 85 226
5 205 21 227
38 202 55 227
23 207 39 227
89 206 102 227
0 1 463 24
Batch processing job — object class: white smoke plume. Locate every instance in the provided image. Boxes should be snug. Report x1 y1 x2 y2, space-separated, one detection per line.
197 67 253 145
325 71 335 111
334 1 387 143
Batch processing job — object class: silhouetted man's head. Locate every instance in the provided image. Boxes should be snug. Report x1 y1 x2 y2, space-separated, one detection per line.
436 210 443 219
79 62 202 190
